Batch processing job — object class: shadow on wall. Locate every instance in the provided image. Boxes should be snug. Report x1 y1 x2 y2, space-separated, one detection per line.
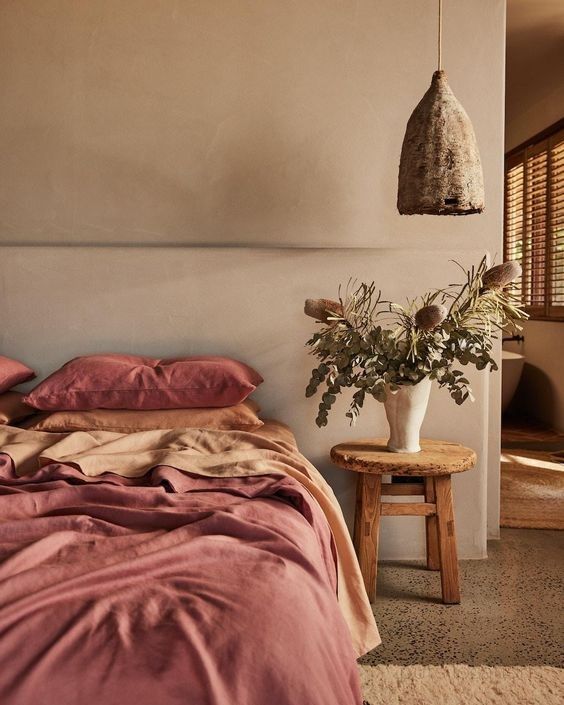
0 115 349 246
508 363 559 426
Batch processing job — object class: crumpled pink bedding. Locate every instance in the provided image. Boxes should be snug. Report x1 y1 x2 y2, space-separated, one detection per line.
0 434 368 705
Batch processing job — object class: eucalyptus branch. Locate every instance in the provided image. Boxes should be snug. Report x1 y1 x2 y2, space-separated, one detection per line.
304 257 527 427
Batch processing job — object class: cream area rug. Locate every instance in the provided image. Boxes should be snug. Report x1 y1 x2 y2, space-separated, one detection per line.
359 664 564 705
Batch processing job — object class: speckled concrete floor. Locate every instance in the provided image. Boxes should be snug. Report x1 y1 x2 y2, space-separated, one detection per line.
360 529 564 667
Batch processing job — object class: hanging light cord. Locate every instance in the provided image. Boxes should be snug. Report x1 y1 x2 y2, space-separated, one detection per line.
438 0 443 71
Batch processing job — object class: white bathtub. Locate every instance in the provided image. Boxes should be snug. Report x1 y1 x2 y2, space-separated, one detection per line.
502 349 525 412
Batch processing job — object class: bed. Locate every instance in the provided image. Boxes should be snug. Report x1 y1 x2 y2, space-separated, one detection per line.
0 416 379 705
1 246 434 705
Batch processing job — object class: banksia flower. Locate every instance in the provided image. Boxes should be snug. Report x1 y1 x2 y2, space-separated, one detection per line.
482 261 522 290
414 304 447 331
304 298 344 322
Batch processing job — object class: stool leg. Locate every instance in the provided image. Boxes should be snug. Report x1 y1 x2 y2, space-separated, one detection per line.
435 474 461 604
353 473 382 602
424 477 440 571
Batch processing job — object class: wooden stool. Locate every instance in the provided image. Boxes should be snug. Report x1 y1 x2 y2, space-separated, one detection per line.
330 439 476 604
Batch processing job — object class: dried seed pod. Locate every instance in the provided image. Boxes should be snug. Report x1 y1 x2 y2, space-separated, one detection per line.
304 298 344 322
414 304 447 331
482 261 522 290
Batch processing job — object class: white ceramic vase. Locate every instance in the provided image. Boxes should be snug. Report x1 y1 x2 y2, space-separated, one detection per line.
383 377 432 453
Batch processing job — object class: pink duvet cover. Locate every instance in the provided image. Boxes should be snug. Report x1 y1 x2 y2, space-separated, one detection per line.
0 458 364 705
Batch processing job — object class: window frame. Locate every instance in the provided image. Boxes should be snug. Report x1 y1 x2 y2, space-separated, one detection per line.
504 118 564 322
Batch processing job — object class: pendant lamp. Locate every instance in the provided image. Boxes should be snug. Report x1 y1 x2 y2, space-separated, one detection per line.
397 0 484 215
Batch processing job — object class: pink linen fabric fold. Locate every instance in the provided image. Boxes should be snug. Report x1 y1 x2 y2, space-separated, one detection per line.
0 421 380 659
0 450 365 704
0 356 35 393
24 354 263 410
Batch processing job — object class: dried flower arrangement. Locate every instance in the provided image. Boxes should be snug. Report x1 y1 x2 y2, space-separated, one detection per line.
304 257 527 428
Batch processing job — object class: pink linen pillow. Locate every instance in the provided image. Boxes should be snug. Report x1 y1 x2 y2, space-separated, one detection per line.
24 354 263 411
0 356 36 394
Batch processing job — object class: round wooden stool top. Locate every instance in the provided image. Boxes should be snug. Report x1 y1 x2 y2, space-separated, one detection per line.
330 438 476 476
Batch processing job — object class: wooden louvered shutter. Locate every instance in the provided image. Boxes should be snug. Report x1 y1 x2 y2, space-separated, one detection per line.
504 121 564 320
525 141 548 314
504 157 525 299
548 130 564 318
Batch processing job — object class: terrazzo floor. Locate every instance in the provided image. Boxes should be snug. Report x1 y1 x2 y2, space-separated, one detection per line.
360 529 564 667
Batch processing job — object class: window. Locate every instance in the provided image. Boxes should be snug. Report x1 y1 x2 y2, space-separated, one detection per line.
504 119 564 320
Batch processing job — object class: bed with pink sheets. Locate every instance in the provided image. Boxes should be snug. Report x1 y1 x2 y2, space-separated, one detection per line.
0 420 379 705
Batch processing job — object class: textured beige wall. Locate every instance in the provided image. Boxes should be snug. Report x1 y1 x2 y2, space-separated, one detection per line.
0 0 504 251
506 84 564 152
0 0 506 552
0 246 490 559
505 0 564 152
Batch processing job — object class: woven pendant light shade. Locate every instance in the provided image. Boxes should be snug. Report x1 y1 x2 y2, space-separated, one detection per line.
397 1 484 216
397 70 484 215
